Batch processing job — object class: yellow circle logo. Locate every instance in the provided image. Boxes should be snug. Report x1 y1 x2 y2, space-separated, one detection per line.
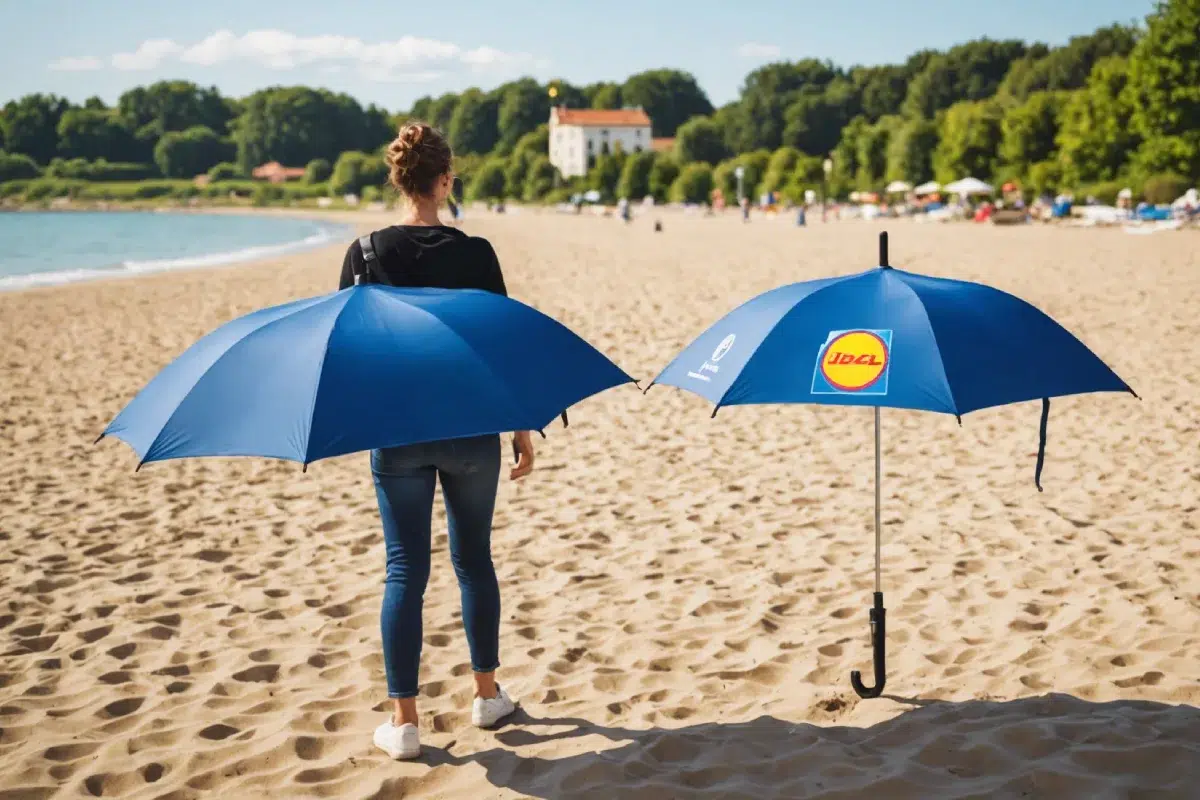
820 330 889 391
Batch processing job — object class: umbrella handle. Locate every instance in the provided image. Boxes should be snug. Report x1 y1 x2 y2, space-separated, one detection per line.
850 591 886 698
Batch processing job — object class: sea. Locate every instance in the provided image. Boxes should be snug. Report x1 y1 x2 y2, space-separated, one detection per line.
0 211 351 291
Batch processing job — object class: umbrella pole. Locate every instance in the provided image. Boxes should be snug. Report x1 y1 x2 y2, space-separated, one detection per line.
851 405 887 699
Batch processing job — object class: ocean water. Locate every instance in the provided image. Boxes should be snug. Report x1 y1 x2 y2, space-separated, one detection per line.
0 211 351 290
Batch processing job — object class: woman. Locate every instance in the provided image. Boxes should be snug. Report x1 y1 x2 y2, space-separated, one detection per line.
339 122 535 760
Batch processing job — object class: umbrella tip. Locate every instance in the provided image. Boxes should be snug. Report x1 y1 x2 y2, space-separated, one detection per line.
879 231 890 268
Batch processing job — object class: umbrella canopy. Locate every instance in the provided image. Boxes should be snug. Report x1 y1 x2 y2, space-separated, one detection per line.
945 177 994 196
885 180 912 193
648 231 1134 698
101 286 634 467
912 181 940 195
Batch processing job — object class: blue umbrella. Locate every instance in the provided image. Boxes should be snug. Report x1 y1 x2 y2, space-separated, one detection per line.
648 232 1135 698
100 280 633 469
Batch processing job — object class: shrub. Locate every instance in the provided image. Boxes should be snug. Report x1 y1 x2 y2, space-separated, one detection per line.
304 158 332 183
0 151 42 182
1140 172 1190 205
45 158 158 181
468 160 507 201
1077 180 1124 205
252 184 284 206
207 162 243 182
669 163 714 204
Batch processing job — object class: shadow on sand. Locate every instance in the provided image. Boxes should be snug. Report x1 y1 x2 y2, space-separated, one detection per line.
378 694 1199 799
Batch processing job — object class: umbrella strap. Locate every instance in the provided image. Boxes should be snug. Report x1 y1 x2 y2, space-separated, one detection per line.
1035 397 1049 492
355 233 378 285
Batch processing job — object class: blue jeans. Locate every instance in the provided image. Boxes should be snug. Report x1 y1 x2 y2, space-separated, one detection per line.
371 434 502 698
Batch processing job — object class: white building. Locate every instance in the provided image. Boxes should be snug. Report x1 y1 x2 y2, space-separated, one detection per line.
548 106 653 178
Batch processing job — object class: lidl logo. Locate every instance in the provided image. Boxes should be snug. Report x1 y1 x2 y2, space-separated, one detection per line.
811 329 892 395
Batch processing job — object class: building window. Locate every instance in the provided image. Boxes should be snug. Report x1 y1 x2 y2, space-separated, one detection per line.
635 129 642 139
634 145 642 153
601 129 609 137
587 139 594 151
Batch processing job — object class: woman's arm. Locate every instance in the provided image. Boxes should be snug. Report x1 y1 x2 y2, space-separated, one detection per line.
338 241 358 290
511 430 534 480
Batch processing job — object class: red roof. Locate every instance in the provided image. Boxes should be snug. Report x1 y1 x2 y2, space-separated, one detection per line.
651 137 675 152
252 161 307 182
551 107 651 127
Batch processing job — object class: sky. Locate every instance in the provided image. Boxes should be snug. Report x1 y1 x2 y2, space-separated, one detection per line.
1 0 1157 111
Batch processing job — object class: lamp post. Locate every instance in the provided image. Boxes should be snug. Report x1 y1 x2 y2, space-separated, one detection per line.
822 157 833 222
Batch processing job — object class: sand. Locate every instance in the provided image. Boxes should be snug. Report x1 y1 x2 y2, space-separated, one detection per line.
1 210 1198 799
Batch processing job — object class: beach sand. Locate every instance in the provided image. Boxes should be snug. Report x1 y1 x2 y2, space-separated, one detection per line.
1 211 1198 799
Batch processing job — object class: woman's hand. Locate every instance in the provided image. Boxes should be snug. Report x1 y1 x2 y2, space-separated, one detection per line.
510 431 535 480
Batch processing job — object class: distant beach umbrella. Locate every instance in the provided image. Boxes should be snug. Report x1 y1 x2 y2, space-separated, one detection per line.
945 177 994 196
647 231 1135 699
912 181 941 196
99 251 634 468
884 181 912 194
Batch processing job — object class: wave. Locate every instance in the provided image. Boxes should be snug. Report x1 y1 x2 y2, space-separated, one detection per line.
0 223 347 291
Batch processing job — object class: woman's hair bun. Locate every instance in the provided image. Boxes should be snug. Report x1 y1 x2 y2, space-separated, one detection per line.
386 121 453 198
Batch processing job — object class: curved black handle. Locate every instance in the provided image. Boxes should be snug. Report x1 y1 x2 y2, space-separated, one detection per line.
850 591 886 698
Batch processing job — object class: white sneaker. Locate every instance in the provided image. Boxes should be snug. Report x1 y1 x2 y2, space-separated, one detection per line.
373 720 420 759
471 685 516 728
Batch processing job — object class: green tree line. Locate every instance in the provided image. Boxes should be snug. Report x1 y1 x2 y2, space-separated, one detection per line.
3 0 1197 207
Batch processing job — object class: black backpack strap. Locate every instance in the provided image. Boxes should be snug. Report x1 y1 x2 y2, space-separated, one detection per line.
354 233 377 285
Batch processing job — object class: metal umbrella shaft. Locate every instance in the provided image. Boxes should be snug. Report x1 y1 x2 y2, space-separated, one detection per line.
851 235 891 699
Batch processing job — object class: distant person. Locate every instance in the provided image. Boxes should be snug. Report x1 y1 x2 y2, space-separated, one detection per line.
339 122 530 760
740 196 750 223
617 197 631 223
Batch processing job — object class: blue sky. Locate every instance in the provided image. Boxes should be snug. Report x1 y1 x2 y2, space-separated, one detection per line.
1 0 1155 111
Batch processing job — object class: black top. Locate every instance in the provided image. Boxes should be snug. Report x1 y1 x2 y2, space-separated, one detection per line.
339 225 507 295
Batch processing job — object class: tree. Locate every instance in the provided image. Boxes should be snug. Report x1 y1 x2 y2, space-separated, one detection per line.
616 149 656 200
495 79 550 154
999 91 1066 176
590 144 626 199
504 147 538 195
522 156 557 201
232 87 392 171
722 60 841 152
712 150 770 200
829 116 869 196
620 69 714 136
426 93 460 133
998 25 1137 100
0 151 41 181
675 116 728 165
1056 56 1139 184
669 162 714 204
1 94 71 163
304 158 332 183
587 83 622 109
932 100 1004 182
648 155 680 201
329 151 388 196
851 65 910 120
511 125 549 160
781 77 860 157
468 159 507 200
886 116 938 183
903 39 1029 118
1126 0 1200 178
759 146 802 194
448 88 500 155
855 116 897 189
116 81 235 138
56 108 138 162
154 126 232 178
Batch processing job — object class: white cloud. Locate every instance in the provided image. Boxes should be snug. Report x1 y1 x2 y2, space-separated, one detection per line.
48 56 104 71
112 38 184 70
63 30 545 82
736 42 782 60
